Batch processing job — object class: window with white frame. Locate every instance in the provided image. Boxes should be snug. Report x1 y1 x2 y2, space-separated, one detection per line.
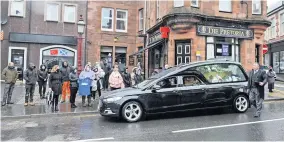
174 0 184 7
271 18 276 38
139 9 144 31
101 8 114 31
63 4 76 23
46 3 59 21
219 0 232 12
156 0 160 20
116 9 128 32
10 0 25 17
280 13 284 35
252 0 261 15
191 0 198 7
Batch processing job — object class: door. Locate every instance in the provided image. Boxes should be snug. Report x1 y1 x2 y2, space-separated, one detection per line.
152 76 181 112
179 75 206 110
255 44 260 63
9 47 27 81
176 41 191 65
204 84 233 107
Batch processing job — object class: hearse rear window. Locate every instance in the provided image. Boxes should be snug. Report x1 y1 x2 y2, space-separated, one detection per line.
192 63 247 84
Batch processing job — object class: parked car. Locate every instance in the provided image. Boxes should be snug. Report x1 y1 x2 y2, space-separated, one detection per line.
99 60 250 122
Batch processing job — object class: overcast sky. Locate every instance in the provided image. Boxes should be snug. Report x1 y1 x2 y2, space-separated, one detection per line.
267 0 281 8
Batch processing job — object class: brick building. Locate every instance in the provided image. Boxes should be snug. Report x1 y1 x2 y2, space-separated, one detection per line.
264 1 284 75
127 0 270 77
1 0 87 80
87 1 145 72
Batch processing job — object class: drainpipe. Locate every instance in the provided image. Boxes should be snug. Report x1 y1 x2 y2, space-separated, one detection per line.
84 1 88 65
143 0 147 78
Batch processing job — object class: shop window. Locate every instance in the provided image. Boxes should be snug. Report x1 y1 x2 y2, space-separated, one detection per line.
9 0 25 17
193 63 247 84
63 4 76 23
101 8 114 31
264 53 269 66
10 49 25 80
138 9 144 31
42 48 75 71
101 46 113 65
273 52 280 73
252 0 261 15
280 51 284 73
206 37 240 62
174 0 184 7
45 3 60 22
191 0 198 7
137 47 144 68
116 9 128 32
219 0 232 12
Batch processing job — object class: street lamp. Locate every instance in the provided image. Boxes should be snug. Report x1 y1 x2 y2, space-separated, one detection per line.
77 15 85 74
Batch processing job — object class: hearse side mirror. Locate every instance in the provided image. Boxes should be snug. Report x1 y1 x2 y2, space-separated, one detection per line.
152 85 161 92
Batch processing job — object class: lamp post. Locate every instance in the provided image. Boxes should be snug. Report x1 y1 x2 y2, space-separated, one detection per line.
77 15 85 74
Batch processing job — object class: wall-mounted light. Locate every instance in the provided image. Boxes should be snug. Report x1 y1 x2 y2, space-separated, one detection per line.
114 37 118 42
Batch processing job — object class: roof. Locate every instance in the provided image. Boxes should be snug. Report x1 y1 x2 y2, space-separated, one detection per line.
267 1 284 16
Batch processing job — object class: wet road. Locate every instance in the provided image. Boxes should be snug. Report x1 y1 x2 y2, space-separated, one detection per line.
2 101 284 141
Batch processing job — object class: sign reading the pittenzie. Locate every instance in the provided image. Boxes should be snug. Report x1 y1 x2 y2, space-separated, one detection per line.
197 25 254 39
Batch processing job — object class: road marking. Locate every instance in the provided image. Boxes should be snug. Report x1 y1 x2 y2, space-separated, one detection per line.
73 137 114 141
172 117 284 133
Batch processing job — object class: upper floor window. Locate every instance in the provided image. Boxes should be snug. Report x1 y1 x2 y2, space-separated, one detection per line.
116 9 128 32
10 0 25 17
45 3 60 22
191 0 198 7
271 18 276 38
101 8 114 31
174 0 184 7
280 13 284 36
139 9 144 31
252 0 261 15
219 0 232 12
63 4 76 23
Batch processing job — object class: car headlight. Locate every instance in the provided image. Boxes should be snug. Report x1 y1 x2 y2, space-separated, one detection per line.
103 97 122 103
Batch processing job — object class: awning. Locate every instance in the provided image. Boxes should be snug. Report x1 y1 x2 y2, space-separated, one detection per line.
129 39 164 57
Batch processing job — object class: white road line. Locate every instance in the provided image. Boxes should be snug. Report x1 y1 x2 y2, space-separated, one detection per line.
172 117 284 133
73 137 114 142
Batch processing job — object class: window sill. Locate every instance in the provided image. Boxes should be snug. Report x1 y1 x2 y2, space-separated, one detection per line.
64 21 76 24
252 13 262 15
191 5 199 8
9 15 24 18
219 10 232 13
101 28 114 32
115 30 127 33
45 20 59 23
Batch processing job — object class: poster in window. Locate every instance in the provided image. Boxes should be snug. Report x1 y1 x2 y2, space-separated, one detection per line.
129 56 134 66
222 44 229 56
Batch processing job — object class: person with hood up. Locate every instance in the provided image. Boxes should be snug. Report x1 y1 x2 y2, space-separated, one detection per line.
108 64 124 91
79 65 95 107
69 67 79 108
121 67 131 88
48 65 63 111
37 64 48 99
91 63 105 100
1 62 18 106
60 61 71 103
102 59 111 90
23 63 37 106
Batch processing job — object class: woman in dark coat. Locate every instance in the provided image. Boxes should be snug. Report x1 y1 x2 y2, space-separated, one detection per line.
69 67 78 108
48 65 63 111
267 66 276 92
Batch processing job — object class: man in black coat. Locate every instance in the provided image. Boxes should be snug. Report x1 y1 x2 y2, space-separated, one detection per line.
247 63 267 118
121 67 131 87
23 63 37 106
37 64 48 99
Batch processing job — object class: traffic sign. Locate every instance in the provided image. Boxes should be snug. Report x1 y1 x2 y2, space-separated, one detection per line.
263 44 268 54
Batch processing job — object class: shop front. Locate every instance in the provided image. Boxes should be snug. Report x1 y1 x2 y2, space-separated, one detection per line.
40 45 77 71
266 41 284 74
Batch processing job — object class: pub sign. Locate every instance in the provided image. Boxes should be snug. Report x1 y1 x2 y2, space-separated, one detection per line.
197 25 254 39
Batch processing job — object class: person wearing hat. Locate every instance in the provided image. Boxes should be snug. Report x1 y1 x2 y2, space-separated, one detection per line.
23 63 37 106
